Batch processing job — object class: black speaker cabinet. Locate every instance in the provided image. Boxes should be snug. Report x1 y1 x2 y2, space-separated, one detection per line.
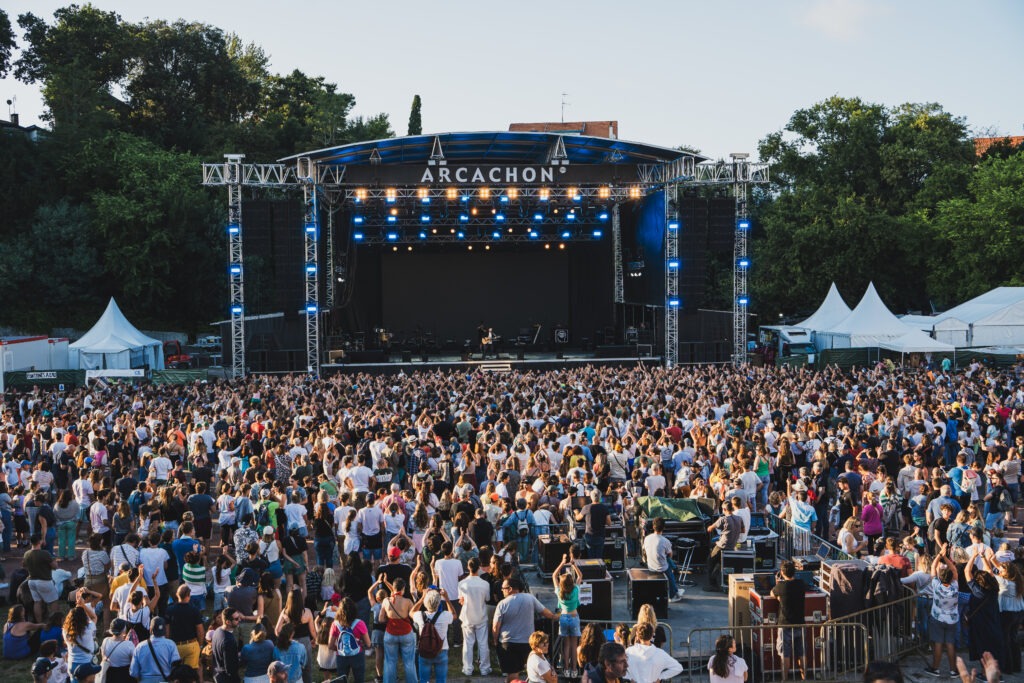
575 560 613 622
401 350 412 363
538 534 572 575
627 567 668 618
602 536 627 574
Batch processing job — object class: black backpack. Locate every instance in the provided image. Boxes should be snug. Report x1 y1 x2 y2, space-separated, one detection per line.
417 610 444 659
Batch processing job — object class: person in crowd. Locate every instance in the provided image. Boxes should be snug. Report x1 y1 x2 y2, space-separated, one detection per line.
624 622 682 683
642 516 684 602
3 604 44 660
457 556 492 677
98 619 135 683
129 617 181 683
493 577 556 683
581 642 629 683
166 584 206 683
526 631 557 683
708 634 748 683
240 624 276 683
212 607 242 683
411 589 454 683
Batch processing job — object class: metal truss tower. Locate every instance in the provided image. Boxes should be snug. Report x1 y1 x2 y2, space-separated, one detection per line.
731 153 751 366
224 154 245 379
298 158 322 375
664 185 680 367
612 203 624 306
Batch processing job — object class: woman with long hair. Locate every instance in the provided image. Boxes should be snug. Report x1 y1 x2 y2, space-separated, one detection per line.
2 604 43 660
330 596 371 683
276 623 307 683
964 550 1007 670
860 491 884 553
380 577 417 683
708 634 748 683
276 588 315 683
53 489 80 560
993 559 1024 674
410 503 430 553
576 623 603 672
64 600 98 678
552 555 583 676
256 572 282 639
240 623 277 683
312 501 336 568
634 603 667 650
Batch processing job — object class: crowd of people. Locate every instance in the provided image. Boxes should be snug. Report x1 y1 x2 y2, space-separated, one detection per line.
0 359 1021 683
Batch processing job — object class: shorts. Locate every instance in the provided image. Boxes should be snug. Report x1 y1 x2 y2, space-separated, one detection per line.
559 613 581 637
284 554 307 576
372 629 385 647
497 642 531 675
929 616 957 644
776 628 805 659
195 517 213 539
176 639 201 668
27 579 60 603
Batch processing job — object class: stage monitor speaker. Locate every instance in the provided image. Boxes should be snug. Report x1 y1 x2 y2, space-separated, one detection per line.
348 350 388 363
516 349 525 360
627 568 669 618
401 350 412 363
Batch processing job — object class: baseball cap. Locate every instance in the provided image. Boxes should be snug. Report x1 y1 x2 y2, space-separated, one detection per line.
149 617 167 637
32 658 59 677
263 526 275 536
388 546 402 559
75 662 102 680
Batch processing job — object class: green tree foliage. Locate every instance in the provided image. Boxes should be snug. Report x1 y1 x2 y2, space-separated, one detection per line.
752 96 974 317
408 94 422 136
0 9 14 78
924 151 1024 307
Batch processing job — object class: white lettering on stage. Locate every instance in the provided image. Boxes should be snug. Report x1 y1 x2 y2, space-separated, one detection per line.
438 167 451 182
455 167 468 182
522 167 536 182
421 166 562 185
488 167 501 182
420 168 434 182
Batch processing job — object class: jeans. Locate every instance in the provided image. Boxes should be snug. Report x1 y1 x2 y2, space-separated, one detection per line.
57 520 77 559
44 527 56 555
417 649 448 683
336 652 366 683
314 536 335 568
584 534 604 560
664 557 679 596
515 534 534 564
985 512 1004 531
1 508 14 551
190 594 207 611
383 631 418 683
461 621 491 675
916 596 931 642
27 506 39 537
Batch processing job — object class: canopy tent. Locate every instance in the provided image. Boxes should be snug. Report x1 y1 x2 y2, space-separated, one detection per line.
878 329 955 354
795 282 852 332
69 299 164 370
816 283 912 350
928 287 1024 347
897 314 939 332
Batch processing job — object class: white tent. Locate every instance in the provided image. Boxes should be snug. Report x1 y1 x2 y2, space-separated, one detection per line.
878 329 955 354
795 282 852 332
816 283 913 350
928 287 1024 347
69 299 164 370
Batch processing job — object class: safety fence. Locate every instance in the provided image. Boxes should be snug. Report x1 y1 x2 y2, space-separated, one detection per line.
826 588 925 662
541 617 677 677
679 623 869 682
765 512 854 562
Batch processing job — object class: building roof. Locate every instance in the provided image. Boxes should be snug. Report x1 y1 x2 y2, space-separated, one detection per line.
973 135 1024 157
509 121 619 139
281 131 702 166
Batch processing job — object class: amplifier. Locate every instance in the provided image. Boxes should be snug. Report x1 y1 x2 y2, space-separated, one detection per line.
602 536 627 573
627 568 668 618
537 534 572 575
575 560 613 622
720 549 756 587
575 559 608 581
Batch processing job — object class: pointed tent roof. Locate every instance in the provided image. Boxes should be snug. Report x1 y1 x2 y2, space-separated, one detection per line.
796 283 852 331
878 328 955 353
824 283 912 336
70 298 161 353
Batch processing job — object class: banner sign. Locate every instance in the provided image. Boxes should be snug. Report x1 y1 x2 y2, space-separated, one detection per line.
85 369 146 380
340 163 643 186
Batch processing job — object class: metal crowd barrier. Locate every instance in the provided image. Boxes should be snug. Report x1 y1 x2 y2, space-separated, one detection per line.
680 622 869 682
543 617 677 677
766 512 854 562
825 588 924 661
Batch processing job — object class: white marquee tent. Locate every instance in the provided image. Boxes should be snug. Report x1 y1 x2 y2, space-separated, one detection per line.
930 287 1024 347
69 298 164 370
795 282 852 332
878 329 955 355
816 283 913 350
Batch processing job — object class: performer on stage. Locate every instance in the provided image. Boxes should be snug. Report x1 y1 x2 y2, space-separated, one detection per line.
482 327 496 359
476 321 487 357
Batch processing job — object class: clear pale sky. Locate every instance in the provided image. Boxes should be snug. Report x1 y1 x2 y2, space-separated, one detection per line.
2 0 1022 160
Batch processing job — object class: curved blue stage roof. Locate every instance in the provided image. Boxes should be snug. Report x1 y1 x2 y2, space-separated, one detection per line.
281 131 702 167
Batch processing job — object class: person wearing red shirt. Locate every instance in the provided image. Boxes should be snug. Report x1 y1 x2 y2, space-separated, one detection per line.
876 537 911 577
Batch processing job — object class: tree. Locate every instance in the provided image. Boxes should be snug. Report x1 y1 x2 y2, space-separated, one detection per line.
407 94 422 136
752 96 975 316
0 9 15 78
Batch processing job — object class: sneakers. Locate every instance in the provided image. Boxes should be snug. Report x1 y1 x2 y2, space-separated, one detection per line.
948 672 957 679
669 594 684 603
923 666 940 677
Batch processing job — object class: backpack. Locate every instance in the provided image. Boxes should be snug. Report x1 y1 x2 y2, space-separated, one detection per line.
416 610 444 659
337 619 362 657
998 489 1014 512
255 502 272 529
516 511 530 538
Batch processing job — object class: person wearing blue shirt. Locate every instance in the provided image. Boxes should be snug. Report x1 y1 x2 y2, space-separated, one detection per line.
171 522 201 572
504 499 536 565
129 617 180 683
274 623 307 683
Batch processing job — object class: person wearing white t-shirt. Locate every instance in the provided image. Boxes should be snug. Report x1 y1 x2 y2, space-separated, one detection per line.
149 453 172 483
72 476 94 519
284 493 308 536
432 543 463 601
708 633 748 683
644 464 667 497
346 458 375 494
411 590 455 682
526 631 557 683
458 558 492 676
90 492 112 544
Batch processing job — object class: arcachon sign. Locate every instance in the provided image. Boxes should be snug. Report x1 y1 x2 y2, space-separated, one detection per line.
340 164 640 186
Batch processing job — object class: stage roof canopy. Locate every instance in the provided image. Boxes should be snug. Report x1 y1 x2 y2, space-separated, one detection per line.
281 131 703 167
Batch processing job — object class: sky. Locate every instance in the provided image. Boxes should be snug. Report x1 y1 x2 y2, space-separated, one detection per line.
2 0 1022 160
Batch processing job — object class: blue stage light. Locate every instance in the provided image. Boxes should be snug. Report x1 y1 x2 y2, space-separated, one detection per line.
668 259 680 269
227 224 240 235
529 230 539 239
229 265 241 275
353 216 364 224
306 304 318 315
534 213 544 222
305 223 317 234
492 230 501 239
457 231 465 239
738 258 750 268
592 229 602 238
420 215 430 223
305 264 316 275
598 212 609 221
668 221 679 231
738 295 750 305
230 304 243 315
461 195 470 203
386 232 398 241
419 231 427 239
495 214 505 222
387 215 397 224
421 197 430 204
459 214 470 222
353 232 364 241
561 230 571 239
668 298 680 308
499 195 509 203
566 212 576 221
738 220 750 230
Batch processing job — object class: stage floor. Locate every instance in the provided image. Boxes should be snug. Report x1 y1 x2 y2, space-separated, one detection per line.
322 350 661 375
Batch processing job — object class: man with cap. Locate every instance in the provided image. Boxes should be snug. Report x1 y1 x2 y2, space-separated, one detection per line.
129 616 181 683
211 607 241 683
268 661 289 683
377 543 413 598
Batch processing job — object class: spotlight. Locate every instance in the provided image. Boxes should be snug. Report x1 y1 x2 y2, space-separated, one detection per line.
738 258 750 268
457 231 465 239
461 195 470 203
446 187 458 201
390 208 398 216
304 223 316 234
353 216 364 224
420 215 430 223
417 187 428 200
355 188 367 202
485 245 491 250
385 188 396 203
479 187 490 200
598 212 609 221
306 304 318 315
561 230 571 239
629 186 642 199
229 265 241 275
499 195 509 204
534 213 544 222
507 187 518 200
495 213 505 222
559 243 565 250
419 231 427 239
738 220 750 230
539 188 550 201
529 230 539 239
459 214 470 222
492 230 501 239
407 246 412 251
567 187 579 201
470 207 478 216
305 264 316 275
230 304 243 315
598 186 610 199
668 298 680 308
353 232 364 241
738 295 750 305
566 212 576 221
421 196 431 205
592 229 603 238
468 245 473 251
668 259 680 269
544 244 550 250
227 224 239 235
668 221 679 231
386 232 398 241
387 215 397 224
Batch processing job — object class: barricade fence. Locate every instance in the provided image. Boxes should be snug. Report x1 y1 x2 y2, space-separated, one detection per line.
766 512 854 562
681 623 869 682
542 617 676 676
825 588 925 661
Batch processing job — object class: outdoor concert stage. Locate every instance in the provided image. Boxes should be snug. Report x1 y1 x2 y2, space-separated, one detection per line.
322 349 661 375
